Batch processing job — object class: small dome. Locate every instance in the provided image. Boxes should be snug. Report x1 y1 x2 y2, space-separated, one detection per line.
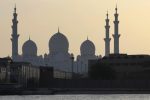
22 39 37 57
80 39 95 56
49 30 69 53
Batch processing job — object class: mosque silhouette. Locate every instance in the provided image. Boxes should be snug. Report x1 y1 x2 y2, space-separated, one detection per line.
10 5 121 74
1 5 150 94
10 5 150 80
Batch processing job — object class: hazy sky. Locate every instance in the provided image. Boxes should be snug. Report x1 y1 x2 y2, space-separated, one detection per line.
1 0 150 58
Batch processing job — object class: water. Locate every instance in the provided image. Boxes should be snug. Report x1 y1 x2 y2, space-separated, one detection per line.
0 95 150 100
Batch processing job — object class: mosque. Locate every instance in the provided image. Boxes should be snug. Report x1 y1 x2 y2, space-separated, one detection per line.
11 6 120 74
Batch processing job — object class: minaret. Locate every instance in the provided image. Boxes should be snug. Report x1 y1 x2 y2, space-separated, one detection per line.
104 11 111 56
11 5 19 60
113 5 120 54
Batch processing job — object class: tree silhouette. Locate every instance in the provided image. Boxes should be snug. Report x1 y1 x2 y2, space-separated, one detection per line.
89 62 116 80
27 78 38 88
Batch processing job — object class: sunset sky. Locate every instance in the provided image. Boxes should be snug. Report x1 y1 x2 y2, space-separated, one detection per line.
1 0 150 58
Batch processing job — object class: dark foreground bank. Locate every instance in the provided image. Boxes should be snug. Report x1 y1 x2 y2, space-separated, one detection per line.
2 80 150 95
2 88 150 95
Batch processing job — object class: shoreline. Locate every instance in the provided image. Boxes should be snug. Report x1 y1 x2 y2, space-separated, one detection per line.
1 88 150 95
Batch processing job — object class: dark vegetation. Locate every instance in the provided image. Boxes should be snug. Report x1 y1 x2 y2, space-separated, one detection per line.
89 62 116 80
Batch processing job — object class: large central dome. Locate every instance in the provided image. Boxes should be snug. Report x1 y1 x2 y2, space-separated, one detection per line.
49 30 69 53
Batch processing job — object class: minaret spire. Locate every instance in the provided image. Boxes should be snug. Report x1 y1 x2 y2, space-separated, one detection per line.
58 27 60 33
104 11 111 56
115 4 118 13
113 5 120 54
11 5 19 61
14 4 16 13
106 10 108 19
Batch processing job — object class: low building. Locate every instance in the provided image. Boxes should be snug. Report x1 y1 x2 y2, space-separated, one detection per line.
0 57 40 87
54 69 72 79
11 62 40 88
0 57 12 83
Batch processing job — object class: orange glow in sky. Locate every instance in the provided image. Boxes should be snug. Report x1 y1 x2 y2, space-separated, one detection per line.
1 0 150 58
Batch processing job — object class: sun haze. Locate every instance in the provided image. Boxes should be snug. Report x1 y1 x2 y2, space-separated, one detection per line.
0 0 150 57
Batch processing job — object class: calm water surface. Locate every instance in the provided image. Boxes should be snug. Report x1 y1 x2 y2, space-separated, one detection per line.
0 95 150 100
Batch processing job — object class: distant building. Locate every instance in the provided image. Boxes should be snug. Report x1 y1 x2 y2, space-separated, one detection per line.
0 57 72 87
10 6 101 73
11 6 19 60
11 7 72 72
11 62 40 87
0 57 39 87
17 38 44 66
0 57 12 83
89 54 150 79
10 5 123 74
75 38 100 75
104 11 111 56
44 29 73 72
11 6 44 66
113 6 120 54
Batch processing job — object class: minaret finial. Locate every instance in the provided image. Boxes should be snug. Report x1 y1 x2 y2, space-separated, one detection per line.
115 4 118 13
58 27 60 33
106 10 109 19
29 36 30 40
87 36 88 40
14 4 16 13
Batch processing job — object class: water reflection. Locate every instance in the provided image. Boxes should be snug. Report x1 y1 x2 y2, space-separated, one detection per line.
0 95 149 100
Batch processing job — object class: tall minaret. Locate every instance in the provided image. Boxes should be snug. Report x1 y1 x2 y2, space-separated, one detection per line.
11 5 19 60
113 5 120 54
104 11 111 56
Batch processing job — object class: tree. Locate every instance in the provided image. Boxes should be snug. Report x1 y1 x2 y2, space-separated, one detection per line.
89 62 116 80
27 78 38 88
